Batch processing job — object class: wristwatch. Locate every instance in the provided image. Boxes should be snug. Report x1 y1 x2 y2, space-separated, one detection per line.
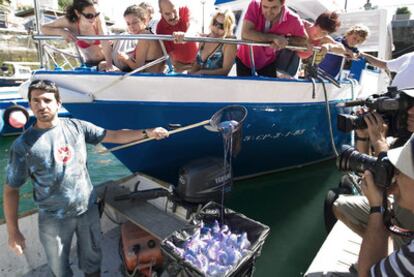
142 129 148 138
369 206 385 214
355 135 369 142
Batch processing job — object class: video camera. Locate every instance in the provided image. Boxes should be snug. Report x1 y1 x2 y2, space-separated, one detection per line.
337 145 394 188
337 87 414 138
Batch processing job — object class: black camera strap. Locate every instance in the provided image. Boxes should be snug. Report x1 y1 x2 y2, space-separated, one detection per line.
382 191 414 237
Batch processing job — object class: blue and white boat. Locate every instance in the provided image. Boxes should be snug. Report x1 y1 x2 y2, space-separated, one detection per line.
18 3 392 183
19 68 356 183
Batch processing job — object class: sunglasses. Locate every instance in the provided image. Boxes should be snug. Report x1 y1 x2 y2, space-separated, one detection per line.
29 80 57 91
213 19 225 30
81 12 100 20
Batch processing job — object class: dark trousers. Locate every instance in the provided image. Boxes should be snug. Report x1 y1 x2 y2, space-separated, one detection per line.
236 57 277 78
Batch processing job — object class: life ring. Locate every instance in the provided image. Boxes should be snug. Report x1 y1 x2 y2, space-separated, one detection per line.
3 105 29 129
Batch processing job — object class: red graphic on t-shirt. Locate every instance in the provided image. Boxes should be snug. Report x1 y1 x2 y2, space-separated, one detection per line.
55 145 73 164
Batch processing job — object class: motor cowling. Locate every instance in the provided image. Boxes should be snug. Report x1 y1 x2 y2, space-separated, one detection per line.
176 157 231 204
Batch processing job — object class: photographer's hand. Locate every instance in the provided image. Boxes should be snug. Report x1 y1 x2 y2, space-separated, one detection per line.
361 170 383 206
355 108 370 153
364 112 389 154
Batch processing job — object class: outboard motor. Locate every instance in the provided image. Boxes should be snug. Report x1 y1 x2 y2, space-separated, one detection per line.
175 157 231 204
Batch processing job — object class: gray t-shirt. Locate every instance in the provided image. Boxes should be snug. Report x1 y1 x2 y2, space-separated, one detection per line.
6 118 106 218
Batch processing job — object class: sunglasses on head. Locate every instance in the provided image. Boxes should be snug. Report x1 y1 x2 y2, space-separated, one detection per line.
213 19 224 30
29 80 57 91
81 12 100 20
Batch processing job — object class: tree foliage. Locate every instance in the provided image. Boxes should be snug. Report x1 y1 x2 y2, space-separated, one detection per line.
0 0 11 6
396 7 411 15
58 0 72 11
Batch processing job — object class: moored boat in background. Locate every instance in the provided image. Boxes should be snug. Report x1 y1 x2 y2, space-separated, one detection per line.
0 61 37 87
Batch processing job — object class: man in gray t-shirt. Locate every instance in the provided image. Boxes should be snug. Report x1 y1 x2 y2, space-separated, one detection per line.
3 79 169 277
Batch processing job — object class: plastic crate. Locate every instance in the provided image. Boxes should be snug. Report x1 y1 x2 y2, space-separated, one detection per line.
161 201 270 277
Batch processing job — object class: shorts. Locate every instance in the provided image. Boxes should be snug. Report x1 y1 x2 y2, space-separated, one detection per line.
334 195 414 249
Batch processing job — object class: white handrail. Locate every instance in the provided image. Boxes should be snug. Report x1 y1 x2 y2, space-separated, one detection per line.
33 34 315 52
33 34 358 60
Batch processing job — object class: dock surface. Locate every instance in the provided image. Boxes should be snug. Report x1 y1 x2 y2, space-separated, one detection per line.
305 221 360 277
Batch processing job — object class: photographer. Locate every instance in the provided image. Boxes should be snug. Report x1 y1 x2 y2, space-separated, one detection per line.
360 51 414 90
333 89 414 250
358 138 414 276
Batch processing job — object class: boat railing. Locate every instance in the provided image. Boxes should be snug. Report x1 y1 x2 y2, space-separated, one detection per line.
33 34 321 72
42 44 82 70
33 33 351 80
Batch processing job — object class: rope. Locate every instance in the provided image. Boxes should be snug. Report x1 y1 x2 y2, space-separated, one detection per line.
93 55 168 97
320 79 339 157
306 64 342 157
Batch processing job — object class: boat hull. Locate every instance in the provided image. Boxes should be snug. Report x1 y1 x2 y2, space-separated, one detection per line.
25 71 354 183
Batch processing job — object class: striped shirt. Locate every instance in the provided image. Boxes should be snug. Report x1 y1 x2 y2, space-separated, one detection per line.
370 239 414 276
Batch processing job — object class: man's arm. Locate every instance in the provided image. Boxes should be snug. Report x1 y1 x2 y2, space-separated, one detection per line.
357 171 389 276
241 20 287 45
360 52 388 70
358 213 389 276
3 184 25 255
102 127 169 144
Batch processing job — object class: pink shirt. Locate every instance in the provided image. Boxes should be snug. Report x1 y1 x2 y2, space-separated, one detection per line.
237 0 306 70
296 21 321 59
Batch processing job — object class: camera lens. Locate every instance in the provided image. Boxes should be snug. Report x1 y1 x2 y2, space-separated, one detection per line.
337 145 395 188
336 145 377 173
337 114 368 133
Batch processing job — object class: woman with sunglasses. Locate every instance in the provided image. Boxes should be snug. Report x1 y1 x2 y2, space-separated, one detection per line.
188 10 236 76
114 5 164 73
41 0 114 71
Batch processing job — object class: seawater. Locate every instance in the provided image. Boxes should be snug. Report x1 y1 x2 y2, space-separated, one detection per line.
0 136 342 276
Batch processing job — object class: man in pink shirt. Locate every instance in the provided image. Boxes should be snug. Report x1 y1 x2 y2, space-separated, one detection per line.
236 0 307 77
156 0 198 72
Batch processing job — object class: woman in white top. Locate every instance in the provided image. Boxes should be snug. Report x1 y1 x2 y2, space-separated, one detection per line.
115 5 164 73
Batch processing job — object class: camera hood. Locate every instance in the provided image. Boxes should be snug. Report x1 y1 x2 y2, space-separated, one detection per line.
387 139 414 180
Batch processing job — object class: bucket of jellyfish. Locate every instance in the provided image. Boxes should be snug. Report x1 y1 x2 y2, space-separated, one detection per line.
161 201 270 277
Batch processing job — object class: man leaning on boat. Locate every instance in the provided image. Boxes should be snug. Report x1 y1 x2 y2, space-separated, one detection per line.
156 0 198 72
3 79 169 277
236 0 308 77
